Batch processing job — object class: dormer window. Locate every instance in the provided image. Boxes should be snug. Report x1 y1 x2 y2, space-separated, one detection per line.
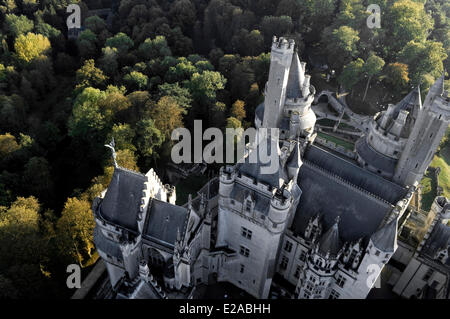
245 200 252 212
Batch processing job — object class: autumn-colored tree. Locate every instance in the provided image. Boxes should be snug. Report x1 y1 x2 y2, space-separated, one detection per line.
384 63 410 92
149 96 184 139
0 133 19 156
14 32 51 63
56 198 96 266
76 59 108 89
231 100 246 121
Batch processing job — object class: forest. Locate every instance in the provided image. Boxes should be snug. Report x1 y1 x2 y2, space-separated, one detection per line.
0 0 449 298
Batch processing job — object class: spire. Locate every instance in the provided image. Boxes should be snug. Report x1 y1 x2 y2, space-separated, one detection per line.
425 72 446 104
393 86 422 118
287 139 301 168
286 53 305 99
371 217 398 253
318 216 341 257
105 137 117 168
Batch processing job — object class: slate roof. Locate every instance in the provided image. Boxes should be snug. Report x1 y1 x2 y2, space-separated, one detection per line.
383 87 422 137
237 137 289 188
292 161 392 243
371 218 398 252
304 145 407 204
93 225 122 258
255 103 264 122
144 198 189 246
421 222 450 268
100 167 147 232
229 182 272 215
391 87 421 121
355 137 397 177
286 53 304 99
318 219 341 257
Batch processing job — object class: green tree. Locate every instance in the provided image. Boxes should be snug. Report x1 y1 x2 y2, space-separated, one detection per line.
0 196 47 298
362 54 385 101
68 87 107 139
98 46 118 76
123 71 148 91
135 118 164 158
386 0 434 53
35 22 61 39
323 26 359 68
169 0 197 30
260 16 294 44
338 58 364 96
188 70 226 102
77 29 98 59
399 40 447 85
384 62 410 92
84 15 107 34
226 116 242 129
4 14 34 38
105 32 134 54
76 59 108 89
108 124 136 152
138 36 172 60
157 82 192 113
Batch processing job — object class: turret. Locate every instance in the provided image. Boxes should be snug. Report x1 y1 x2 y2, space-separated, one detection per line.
263 37 295 128
394 74 450 186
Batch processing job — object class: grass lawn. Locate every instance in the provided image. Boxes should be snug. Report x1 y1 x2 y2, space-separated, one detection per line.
420 137 450 211
316 131 355 151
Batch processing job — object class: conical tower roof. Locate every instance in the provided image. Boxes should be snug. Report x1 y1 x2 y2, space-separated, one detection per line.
286 53 304 99
371 217 398 253
392 86 422 119
318 216 341 257
287 141 302 168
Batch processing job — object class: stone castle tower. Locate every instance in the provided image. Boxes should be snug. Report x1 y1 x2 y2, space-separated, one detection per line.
394 75 450 186
356 75 449 187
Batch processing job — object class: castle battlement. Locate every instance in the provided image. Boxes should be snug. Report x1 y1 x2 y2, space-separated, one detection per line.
271 36 295 51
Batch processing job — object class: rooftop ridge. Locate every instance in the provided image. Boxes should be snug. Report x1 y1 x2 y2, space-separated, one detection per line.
310 144 406 192
303 159 392 206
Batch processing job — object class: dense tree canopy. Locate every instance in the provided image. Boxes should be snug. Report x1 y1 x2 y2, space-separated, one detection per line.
0 0 448 299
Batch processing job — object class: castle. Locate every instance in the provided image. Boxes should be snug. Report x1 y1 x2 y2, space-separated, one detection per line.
91 37 450 299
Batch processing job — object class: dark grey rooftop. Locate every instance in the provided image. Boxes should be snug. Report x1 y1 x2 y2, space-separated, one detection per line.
237 138 288 188
100 167 147 232
371 218 398 252
421 222 450 268
93 226 122 258
292 160 393 243
391 87 421 121
255 103 264 121
286 53 303 99
318 219 341 257
144 198 189 246
304 144 407 204
355 137 397 177
230 182 271 215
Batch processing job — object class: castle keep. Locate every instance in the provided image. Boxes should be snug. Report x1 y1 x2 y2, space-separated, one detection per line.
92 37 450 299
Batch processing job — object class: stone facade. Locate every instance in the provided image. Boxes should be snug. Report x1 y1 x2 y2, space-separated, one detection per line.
92 37 448 299
392 196 450 299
